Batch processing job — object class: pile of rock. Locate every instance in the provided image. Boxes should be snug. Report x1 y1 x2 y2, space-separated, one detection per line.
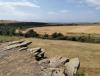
29 47 80 76
4 40 32 51
28 47 46 61
1 40 80 76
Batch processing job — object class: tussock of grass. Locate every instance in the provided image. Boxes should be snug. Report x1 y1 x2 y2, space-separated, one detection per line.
76 69 85 76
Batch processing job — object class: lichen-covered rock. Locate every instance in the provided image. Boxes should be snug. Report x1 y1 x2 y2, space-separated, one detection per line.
65 57 80 76
40 68 66 76
49 56 69 68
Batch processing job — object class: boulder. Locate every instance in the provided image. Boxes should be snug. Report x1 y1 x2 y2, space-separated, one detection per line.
39 59 50 69
28 47 42 54
8 40 24 45
41 68 66 76
49 56 69 68
65 57 80 76
4 41 32 50
28 47 45 61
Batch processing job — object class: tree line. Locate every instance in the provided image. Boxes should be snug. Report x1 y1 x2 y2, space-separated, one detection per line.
0 25 100 43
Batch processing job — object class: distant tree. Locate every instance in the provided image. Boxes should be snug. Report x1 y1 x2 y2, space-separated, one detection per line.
42 33 49 39
51 32 65 40
24 29 39 38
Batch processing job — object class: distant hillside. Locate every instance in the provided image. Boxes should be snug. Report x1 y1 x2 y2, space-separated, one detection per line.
0 20 100 28
0 20 18 23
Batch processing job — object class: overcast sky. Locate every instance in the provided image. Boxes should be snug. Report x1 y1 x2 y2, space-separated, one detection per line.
0 0 100 23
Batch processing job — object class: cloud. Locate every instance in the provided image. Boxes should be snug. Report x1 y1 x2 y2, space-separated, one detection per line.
72 0 100 9
85 0 100 9
0 1 40 8
66 0 100 9
0 0 40 21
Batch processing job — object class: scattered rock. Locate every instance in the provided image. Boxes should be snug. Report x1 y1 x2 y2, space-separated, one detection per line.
0 40 80 76
29 47 80 76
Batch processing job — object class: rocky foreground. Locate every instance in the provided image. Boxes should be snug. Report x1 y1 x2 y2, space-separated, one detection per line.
0 40 80 76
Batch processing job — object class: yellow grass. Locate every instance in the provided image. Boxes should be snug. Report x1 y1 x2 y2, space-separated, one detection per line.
24 38 100 76
33 24 100 35
0 35 100 76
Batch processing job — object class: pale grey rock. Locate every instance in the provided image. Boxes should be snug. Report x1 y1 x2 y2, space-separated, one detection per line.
49 56 69 68
18 47 28 51
4 41 32 50
40 68 66 76
28 47 45 61
39 59 50 69
8 40 24 45
65 57 80 76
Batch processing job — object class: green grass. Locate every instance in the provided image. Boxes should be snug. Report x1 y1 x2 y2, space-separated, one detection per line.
77 69 85 76
0 35 22 43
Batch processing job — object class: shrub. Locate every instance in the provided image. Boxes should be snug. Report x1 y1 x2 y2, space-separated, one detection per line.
24 29 39 38
42 33 49 39
51 32 65 40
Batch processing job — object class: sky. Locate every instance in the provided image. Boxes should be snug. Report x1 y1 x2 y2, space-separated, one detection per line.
0 0 100 23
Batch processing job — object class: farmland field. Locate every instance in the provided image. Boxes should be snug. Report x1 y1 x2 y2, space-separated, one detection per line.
0 24 100 76
0 35 100 76
25 38 100 76
33 24 100 35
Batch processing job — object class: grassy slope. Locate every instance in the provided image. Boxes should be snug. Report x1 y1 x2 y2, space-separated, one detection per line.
24 38 100 76
0 35 100 76
0 36 22 43
33 24 100 35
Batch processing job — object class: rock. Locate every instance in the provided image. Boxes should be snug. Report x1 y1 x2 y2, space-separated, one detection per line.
52 68 66 76
4 41 32 50
8 40 24 45
19 41 32 47
41 68 66 76
28 47 45 61
28 47 42 53
39 59 50 69
18 47 28 51
49 56 69 68
65 57 80 76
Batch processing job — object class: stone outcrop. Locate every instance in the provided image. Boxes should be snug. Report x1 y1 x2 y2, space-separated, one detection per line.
65 58 80 76
28 47 46 61
8 40 24 45
0 40 80 76
4 41 32 51
30 48 80 76
49 56 69 68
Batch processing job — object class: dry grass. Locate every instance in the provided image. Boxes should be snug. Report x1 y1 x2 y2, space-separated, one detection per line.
24 38 100 76
0 35 100 76
32 24 100 35
0 36 22 43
